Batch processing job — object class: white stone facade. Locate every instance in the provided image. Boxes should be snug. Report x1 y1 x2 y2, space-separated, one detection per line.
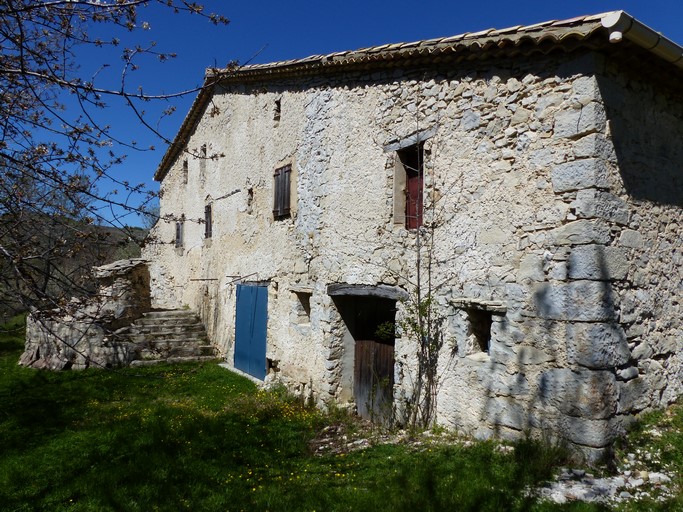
144 21 683 458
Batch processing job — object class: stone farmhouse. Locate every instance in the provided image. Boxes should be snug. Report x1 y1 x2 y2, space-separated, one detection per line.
142 11 683 458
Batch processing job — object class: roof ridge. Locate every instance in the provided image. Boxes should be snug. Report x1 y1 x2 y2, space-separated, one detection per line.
206 11 619 78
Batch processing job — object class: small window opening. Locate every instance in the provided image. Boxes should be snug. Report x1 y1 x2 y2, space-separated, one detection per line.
295 291 312 323
467 308 492 353
273 99 281 122
182 159 188 185
397 143 424 229
247 187 254 215
273 165 291 219
199 144 207 181
204 204 212 239
174 216 184 248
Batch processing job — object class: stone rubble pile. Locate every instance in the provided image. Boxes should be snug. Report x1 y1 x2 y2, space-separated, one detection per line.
538 444 675 505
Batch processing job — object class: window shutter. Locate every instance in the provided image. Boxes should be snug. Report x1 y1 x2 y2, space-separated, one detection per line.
282 165 291 215
405 170 423 229
175 222 183 248
273 165 292 218
273 167 282 216
397 143 424 229
204 204 212 238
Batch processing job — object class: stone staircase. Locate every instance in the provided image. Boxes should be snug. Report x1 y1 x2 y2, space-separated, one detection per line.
117 309 217 367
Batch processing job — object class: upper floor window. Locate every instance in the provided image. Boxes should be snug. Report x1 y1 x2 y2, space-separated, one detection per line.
175 216 185 248
182 159 188 185
273 165 291 219
204 204 212 238
395 143 424 229
273 98 281 122
199 144 207 183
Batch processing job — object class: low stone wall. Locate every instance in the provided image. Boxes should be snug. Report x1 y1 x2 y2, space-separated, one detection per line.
19 259 151 370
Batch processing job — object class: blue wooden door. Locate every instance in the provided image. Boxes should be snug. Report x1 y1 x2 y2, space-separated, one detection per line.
234 284 268 380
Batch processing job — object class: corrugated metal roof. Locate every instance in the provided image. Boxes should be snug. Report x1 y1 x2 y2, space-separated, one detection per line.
154 11 683 181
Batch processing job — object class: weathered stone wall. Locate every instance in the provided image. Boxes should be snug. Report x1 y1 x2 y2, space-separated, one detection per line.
597 59 683 417
144 49 683 458
20 259 151 369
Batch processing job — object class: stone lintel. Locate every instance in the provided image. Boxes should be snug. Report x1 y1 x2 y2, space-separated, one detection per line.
290 285 314 294
450 297 507 313
327 283 408 301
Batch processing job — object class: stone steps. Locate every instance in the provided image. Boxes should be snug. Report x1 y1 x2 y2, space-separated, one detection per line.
125 326 207 340
117 309 217 364
130 355 218 367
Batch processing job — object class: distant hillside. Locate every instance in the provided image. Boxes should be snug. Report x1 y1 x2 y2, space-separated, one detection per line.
0 218 147 323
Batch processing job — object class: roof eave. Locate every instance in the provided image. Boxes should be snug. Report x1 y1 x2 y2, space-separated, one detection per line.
601 10 683 69
153 11 683 182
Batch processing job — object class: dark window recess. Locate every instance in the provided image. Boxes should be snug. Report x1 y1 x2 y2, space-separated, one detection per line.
204 204 212 238
175 219 184 248
247 187 254 214
199 144 207 179
468 308 493 353
273 165 291 219
274 99 281 121
182 159 188 184
398 143 424 229
296 292 311 319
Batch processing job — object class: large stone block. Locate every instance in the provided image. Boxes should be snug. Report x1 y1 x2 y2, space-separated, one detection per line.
532 281 617 322
567 245 629 281
512 346 555 365
560 415 622 448
573 189 629 225
566 322 630 369
618 377 650 414
518 254 544 282
554 102 606 139
551 158 609 193
485 396 529 431
477 363 530 396
478 225 509 244
548 220 611 246
572 133 615 160
539 368 617 420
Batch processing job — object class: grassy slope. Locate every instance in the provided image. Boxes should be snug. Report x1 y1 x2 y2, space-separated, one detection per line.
0 318 676 511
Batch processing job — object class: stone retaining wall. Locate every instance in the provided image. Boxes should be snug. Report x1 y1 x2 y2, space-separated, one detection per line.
20 259 151 369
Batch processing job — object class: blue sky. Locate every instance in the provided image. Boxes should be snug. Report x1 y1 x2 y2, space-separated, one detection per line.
80 0 683 225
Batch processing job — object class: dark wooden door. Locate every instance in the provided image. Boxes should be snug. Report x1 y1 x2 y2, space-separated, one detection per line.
354 338 394 422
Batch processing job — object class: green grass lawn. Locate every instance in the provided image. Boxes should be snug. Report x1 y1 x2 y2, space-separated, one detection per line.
0 316 679 511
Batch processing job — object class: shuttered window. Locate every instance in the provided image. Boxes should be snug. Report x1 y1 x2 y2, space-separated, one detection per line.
273 164 291 219
175 220 184 248
397 143 424 229
204 204 212 238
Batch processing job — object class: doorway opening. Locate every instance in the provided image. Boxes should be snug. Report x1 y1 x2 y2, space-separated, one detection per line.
332 295 397 423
